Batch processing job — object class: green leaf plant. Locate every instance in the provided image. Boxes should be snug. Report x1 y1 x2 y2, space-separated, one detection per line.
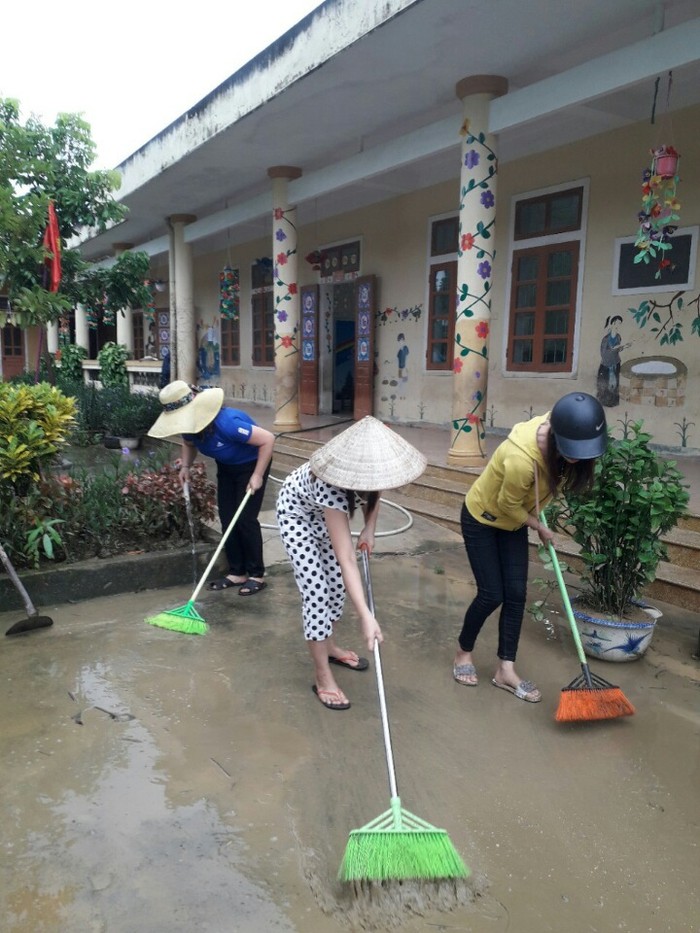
545 421 689 619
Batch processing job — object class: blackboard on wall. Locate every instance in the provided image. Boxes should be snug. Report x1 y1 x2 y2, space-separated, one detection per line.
613 226 698 295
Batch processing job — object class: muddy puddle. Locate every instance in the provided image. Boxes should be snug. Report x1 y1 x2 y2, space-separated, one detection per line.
1 542 698 932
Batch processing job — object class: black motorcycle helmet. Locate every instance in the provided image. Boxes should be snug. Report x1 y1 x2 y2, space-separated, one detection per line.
549 392 607 460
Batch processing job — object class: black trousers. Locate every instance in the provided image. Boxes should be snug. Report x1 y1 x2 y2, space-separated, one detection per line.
216 459 271 578
458 503 530 661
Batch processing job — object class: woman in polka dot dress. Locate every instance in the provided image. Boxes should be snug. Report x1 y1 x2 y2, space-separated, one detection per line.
276 417 427 711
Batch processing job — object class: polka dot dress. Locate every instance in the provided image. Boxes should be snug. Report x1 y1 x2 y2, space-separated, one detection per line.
276 462 356 641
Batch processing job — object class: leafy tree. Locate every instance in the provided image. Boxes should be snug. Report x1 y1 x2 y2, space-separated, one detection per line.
0 98 151 329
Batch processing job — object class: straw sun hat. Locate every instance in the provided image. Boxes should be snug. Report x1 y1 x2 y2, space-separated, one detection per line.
147 380 224 438
309 416 427 491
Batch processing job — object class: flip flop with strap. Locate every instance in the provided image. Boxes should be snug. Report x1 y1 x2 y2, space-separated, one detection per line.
453 662 478 686
209 577 245 591
238 580 266 596
312 685 351 710
491 678 542 703
328 653 369 671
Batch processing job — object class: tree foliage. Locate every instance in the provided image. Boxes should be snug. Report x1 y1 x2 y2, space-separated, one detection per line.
0 98 151 327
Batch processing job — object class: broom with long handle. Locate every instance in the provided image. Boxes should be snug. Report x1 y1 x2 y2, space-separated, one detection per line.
146 488 253 635
338 545 469 883
539 512 635 722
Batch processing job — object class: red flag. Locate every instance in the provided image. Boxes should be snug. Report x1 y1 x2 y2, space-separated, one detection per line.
42 200 61 292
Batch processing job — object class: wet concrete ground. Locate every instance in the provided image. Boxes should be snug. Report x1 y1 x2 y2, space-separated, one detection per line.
1 510 699 933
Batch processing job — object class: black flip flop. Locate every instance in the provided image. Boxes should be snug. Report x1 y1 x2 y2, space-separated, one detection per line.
328 654 369 671
209 577 245 591
238 579 267 596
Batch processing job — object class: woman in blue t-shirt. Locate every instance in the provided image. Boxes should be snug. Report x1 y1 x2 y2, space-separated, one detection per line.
149 381 275 595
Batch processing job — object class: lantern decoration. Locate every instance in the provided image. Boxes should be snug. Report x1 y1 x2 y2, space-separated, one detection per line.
634 144 681 279
219 265 240 320
86 304 101 329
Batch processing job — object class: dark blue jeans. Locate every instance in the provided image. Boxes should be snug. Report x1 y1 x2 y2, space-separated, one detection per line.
216 460 271 578
458 502 530 661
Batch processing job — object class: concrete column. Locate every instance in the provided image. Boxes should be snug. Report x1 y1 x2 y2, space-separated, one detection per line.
168 214 197 385
268 166 302 432
113 242 134 353
167 231 177 381
448 75 508 467
46 321 59 354
75 304 90 353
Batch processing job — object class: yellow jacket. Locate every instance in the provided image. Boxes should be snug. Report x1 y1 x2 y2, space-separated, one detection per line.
465 413 554 530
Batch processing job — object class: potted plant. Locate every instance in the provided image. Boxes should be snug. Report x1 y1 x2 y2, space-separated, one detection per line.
545 420 689 661
100 387 161 449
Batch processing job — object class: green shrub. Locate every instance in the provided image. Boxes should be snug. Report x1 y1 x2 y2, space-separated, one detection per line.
548 421 689 617
97 341 129 388
56 344 88 385
0 383 76 489
48 457 216 564
99 387 161 437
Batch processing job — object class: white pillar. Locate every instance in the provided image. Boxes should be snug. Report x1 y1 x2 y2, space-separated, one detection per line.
448 75 508 467
46 321 59 354
268 166 302 432
113 242 134 354
168 214 197 385
75 304 90 353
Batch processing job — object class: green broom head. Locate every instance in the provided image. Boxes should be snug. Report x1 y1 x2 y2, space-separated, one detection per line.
145 600 209 635
338 797 469 882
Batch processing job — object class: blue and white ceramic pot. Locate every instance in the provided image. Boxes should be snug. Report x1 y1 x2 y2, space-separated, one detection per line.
573 601 662 662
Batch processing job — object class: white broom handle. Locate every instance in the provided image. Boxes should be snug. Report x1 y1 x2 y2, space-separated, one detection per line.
190 488 253 602
360 546 399 801
0 543 38 618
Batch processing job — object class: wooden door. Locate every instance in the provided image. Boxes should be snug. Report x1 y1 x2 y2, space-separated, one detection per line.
1 324 25 380
299 284 320 415
353 275 376 419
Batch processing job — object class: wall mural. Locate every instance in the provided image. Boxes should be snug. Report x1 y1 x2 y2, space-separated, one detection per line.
197 316 220 380
378 304 423 414
596 315 631 407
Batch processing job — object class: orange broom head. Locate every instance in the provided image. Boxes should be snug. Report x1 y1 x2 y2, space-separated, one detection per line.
556 686 635 722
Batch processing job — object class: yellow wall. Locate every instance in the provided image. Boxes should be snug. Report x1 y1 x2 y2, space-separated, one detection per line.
190 104 699 451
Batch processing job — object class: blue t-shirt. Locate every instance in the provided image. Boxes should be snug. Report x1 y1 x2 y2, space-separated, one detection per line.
183 408 258 466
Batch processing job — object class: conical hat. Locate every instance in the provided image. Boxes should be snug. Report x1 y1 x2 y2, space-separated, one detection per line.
309 416 427 490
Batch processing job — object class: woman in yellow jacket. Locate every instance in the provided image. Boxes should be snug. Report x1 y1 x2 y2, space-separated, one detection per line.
453 392 607 702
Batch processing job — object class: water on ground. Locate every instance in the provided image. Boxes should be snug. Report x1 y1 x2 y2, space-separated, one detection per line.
1 539 698 932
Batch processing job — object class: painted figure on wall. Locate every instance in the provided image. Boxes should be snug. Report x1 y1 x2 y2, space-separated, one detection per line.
397 332 409 381
198 319 221 380
596 315 630 407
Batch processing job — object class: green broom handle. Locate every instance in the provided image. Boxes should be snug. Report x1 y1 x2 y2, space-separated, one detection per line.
190 488 253 603
539 511 592 680
360 545 400 804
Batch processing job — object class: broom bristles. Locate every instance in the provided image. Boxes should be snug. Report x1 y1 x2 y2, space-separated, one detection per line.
338 803 469 882
339 829 469 882
146 601 208 636
556 685 635 722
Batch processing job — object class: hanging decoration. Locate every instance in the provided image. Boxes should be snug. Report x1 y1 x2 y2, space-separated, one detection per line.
102 294 116 327
634 72 681 279
144 280 157 326
219 265 240 320
86 305 100 329
305 249 327 271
